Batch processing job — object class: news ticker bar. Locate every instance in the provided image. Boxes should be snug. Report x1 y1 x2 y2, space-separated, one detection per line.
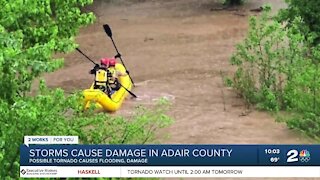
19 166 320 178
20 144 318 166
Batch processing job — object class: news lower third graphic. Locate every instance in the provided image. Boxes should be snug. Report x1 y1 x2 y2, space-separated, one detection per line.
19 136 320 178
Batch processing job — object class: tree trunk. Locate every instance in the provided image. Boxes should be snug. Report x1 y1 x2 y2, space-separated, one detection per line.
227 0 242 6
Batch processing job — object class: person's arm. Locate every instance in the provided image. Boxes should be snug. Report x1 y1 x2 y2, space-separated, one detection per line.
117 71 127 76
114 53 121 59
89 64 99 74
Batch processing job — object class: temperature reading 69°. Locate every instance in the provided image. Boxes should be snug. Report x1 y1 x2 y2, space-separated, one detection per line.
270 157 280 163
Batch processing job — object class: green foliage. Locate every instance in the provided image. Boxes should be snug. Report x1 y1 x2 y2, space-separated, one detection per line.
230 6 288 111
0 0 95 103
0 1 96 178
0 0 95 51
223 77 233 87
0 0 174 179
278 0 320 44
286 113 320 140
0 82 173 179
229 6 320 140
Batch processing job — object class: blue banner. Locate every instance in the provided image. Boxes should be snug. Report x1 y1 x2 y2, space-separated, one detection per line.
20 145 318 166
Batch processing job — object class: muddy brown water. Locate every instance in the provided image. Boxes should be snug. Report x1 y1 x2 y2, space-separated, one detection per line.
41 1 319 179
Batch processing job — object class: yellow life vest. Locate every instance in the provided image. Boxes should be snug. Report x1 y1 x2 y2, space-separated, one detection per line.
107 67 120 90
94 68 108 89
107 67 116 84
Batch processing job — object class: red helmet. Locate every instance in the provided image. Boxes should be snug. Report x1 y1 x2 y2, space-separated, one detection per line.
100 58 109 66
109 58 116 66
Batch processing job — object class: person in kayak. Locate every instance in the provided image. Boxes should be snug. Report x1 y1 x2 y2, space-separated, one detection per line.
90 58 110 95
106 57 128 96
89 54 127 97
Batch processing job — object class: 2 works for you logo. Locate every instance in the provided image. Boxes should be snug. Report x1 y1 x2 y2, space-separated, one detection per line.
299 150 310 163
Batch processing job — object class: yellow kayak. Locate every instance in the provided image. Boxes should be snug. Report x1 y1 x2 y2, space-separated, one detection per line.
83 63 132 112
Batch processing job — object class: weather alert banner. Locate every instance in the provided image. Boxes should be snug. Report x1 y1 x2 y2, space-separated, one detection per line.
20 140 320 178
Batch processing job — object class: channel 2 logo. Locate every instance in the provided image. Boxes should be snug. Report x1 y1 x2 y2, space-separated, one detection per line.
286 149 311 163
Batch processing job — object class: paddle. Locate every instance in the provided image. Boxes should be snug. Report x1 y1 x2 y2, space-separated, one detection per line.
75 47 98 66
118 82 137 98
76 47 137 98
103 24 136 87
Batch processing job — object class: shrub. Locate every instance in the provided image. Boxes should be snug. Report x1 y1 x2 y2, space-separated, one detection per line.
230 6 290 111
278 0 320 45
229 6 320 140
0 0 95 103
0 1 174 179
0 81 174 178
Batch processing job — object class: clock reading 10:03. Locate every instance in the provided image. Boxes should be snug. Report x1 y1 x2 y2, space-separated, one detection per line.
264 149 280 154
